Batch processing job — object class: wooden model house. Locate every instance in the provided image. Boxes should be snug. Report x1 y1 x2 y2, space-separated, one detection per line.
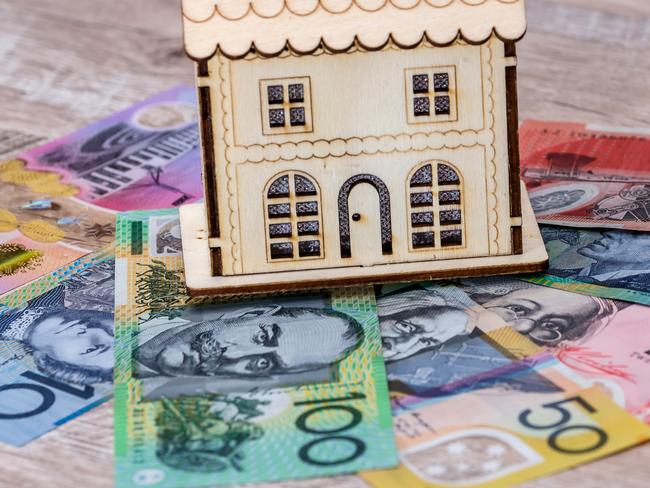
179 0 548 295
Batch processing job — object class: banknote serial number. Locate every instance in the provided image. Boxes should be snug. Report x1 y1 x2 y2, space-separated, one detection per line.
519 396 609 454
294 391 367 466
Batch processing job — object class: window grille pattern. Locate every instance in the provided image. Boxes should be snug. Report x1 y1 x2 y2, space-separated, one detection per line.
407 162 464 250
260 77 312 135
265 172 323 261
405 66 457 124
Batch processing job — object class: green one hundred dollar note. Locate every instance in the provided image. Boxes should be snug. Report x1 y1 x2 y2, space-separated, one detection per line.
114 209 398 487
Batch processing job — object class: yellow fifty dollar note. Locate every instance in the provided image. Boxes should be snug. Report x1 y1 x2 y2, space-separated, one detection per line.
362 361 650 488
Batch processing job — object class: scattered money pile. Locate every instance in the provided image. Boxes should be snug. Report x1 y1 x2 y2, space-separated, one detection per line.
1 91 649 488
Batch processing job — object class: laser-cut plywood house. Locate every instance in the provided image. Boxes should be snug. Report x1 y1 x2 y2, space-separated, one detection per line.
179 0 548 296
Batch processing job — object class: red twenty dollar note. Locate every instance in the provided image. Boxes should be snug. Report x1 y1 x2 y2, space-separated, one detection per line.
520 120 650 231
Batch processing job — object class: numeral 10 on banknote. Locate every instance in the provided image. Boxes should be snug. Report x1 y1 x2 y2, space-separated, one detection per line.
295 391 367 467
0 371 95 419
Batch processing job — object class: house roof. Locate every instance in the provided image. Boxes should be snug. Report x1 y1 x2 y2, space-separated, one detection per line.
182 0 527 60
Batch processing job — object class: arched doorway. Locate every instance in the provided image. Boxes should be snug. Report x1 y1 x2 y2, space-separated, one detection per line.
338 174 393 259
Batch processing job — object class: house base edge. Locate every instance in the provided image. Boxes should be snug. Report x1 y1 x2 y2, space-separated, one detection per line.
179 182 547 297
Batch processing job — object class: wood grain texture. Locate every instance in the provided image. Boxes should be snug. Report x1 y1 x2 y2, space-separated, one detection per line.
0 0 649 487
181 0 527 59
194 37 522 284
180 184 547 296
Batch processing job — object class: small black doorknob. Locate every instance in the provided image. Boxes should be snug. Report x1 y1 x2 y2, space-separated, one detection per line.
352 213 361 222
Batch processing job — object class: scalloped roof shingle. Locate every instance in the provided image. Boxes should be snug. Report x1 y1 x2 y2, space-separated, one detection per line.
183 0 527 60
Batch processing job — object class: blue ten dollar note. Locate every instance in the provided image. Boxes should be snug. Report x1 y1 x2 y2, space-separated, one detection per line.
0 250 114 446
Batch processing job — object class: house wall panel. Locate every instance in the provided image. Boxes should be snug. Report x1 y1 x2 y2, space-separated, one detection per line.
235 147 491 274
201 36 515 277
228 43 484 147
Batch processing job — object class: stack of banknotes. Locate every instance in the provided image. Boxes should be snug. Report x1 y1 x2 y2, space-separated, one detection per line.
1 86 649 488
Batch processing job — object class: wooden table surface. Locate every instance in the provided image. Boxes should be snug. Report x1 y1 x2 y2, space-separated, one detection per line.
0 0 648 486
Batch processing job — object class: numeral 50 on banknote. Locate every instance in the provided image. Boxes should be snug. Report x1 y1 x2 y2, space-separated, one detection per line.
518 395 607 455
364 384 649 488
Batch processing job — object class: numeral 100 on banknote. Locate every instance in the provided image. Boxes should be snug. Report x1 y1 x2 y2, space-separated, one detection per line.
295 391 369 466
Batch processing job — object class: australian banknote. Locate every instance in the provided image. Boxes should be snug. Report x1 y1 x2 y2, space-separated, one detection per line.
520 120 650 231
461 276 650 422
528 225 650 305
0 85 202 294
375 283 541 413
362 360 650 488
114 208 398 486
0 249 114 446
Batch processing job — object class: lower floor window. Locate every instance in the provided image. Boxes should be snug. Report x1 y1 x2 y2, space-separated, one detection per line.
407 161 465 250
265 172 323 261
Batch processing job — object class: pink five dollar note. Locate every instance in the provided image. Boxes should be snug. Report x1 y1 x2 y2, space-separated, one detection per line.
0 86 202 294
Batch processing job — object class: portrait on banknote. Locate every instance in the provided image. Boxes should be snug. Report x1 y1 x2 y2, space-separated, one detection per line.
461 277 620 347
541 227 650 293
116 210 398 484
376 285 525 398
148 215 182 257
135 297 365 398
378 287 470 363
0 259 114 386
460 276 650 422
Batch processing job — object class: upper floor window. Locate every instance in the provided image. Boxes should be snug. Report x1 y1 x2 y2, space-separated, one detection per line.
405 66 457 125
407 161 464 251
265 171 323 261
260 77 313 136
